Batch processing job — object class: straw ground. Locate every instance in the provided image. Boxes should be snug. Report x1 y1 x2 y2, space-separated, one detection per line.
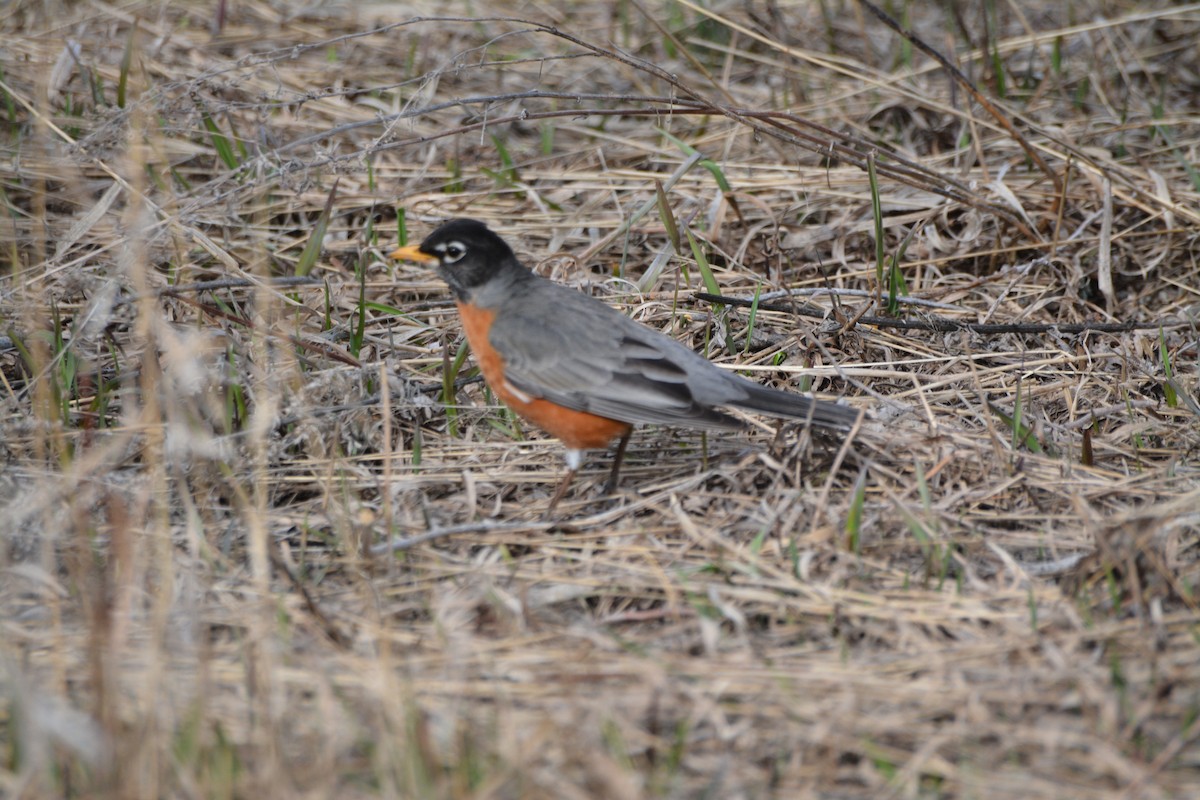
2 2 1198 798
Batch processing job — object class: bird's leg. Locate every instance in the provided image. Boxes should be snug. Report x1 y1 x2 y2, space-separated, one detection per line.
546 469 576 515
546 448 583 515
603 430 632 496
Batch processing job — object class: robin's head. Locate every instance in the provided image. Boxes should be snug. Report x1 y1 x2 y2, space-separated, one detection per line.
389 218 519 300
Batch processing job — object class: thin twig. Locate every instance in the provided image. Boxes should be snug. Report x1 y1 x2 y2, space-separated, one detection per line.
693 292 1182 334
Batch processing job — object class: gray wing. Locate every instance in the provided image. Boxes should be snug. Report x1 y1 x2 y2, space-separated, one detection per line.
488 282 746 428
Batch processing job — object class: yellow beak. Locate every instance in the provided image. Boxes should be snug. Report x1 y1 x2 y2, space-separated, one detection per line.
389 244 438 264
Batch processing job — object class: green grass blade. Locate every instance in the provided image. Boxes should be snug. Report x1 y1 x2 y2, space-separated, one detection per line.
655 179 681 254
885 223 917 314
442 339 470 439
685 229 720 297
1160 328 1178 408
198 106 238 170
987 400 1045 454
295 179 339 277
867 152 885 301
845 466 867 554
742 281 762 355
658 127 732 193
117 25 136 109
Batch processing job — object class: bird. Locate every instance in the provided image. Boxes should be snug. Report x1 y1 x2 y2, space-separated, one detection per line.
390 218 860 511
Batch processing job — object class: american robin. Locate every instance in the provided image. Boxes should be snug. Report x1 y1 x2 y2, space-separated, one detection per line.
390 218 859 510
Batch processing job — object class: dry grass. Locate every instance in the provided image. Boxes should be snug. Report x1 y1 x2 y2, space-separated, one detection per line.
2 1 1199 798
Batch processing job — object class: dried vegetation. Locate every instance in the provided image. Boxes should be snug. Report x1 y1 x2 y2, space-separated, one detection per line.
1 1 1199 798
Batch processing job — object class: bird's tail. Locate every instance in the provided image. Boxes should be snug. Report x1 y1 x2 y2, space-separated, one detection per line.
734 382 861 429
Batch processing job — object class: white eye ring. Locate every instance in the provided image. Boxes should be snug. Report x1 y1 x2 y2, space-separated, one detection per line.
441 241 467 264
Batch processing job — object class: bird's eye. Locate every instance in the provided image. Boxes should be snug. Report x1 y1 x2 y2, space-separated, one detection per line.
442 242 466 264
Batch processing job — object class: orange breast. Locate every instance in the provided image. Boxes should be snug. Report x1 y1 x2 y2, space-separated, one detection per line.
456 302 632 450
